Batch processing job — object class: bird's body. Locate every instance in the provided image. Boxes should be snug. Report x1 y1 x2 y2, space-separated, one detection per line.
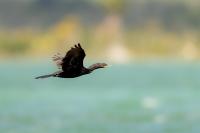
36 43 107 79
56 67 90 78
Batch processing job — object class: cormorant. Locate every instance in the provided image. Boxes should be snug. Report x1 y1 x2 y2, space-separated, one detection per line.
35 43 107 79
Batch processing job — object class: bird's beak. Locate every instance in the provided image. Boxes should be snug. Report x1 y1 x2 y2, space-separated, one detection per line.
104 64 111 68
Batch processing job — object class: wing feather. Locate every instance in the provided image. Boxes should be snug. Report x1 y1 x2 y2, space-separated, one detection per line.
61 43 86 72
52 53 63 69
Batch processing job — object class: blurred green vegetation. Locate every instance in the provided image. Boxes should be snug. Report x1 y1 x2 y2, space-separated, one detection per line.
0 37 30 55
0 0 199 60
0 21 199 60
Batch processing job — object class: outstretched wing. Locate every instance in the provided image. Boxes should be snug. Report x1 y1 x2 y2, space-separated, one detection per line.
61 43 86 72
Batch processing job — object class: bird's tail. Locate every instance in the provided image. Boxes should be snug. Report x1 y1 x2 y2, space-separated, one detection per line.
35 74 55 79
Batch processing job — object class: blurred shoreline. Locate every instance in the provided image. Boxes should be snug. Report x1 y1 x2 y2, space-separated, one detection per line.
0 0 200 62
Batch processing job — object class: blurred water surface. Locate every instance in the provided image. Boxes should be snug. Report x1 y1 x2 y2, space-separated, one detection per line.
0 61 200 133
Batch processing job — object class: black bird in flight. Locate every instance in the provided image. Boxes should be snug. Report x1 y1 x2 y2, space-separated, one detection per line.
36 43 107 79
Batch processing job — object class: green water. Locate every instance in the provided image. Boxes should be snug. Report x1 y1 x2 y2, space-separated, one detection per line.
0 61 200 133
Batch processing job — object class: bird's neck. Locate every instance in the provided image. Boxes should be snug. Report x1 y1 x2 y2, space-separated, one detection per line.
88 63 106 72
81 67 91 75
